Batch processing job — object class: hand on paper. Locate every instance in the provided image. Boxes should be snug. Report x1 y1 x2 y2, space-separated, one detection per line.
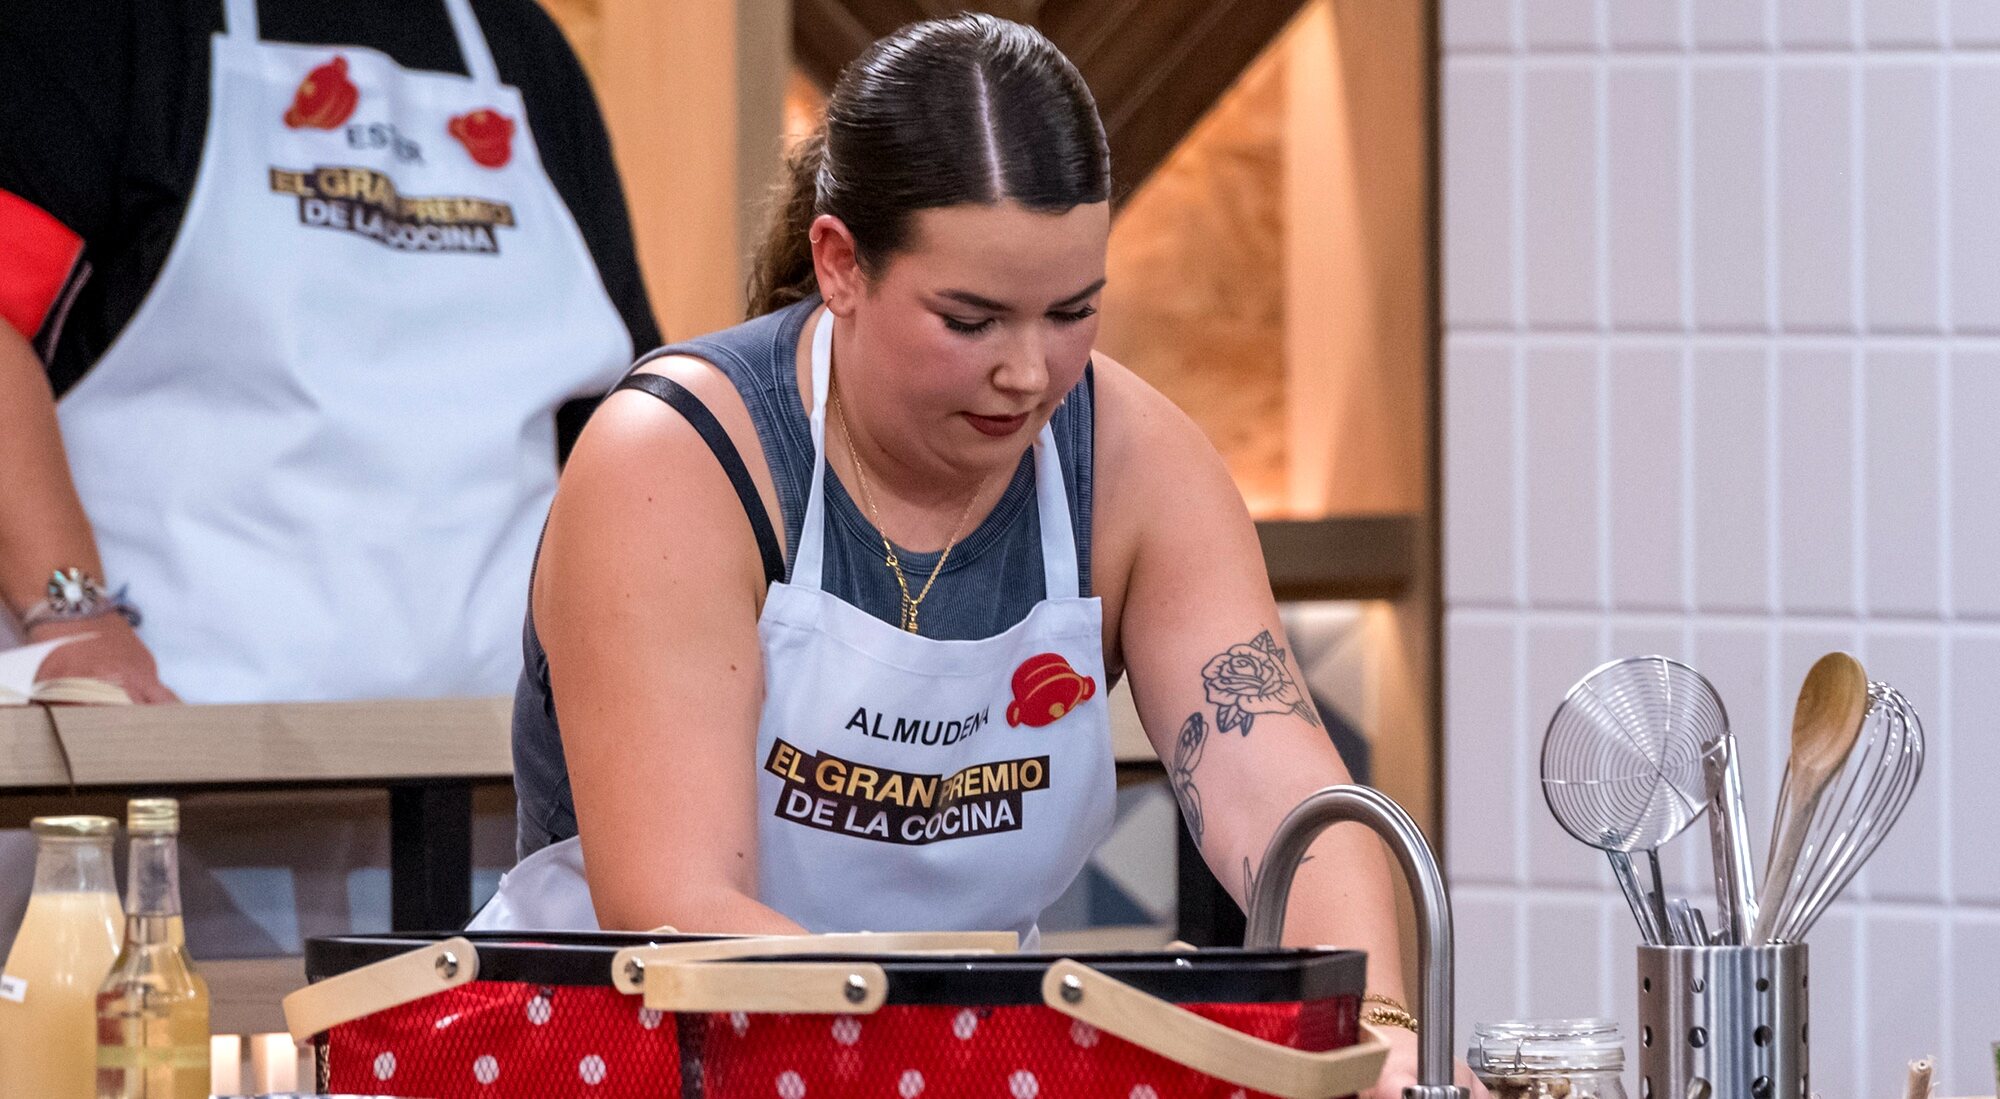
29 617 178 703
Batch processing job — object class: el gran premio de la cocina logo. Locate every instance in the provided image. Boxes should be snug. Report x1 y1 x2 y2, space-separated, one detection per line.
268 165 516 253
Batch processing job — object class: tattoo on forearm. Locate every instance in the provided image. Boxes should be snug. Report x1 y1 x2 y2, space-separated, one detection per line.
1200 630 1321 734
1169 711 1208 846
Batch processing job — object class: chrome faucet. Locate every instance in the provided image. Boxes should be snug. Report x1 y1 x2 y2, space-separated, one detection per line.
1246 785 1468 1099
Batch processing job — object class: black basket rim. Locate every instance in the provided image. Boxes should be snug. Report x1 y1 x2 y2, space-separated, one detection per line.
304 932 1365 1007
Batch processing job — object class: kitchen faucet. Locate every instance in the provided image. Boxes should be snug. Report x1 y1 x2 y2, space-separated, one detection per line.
1246 784 1469 1099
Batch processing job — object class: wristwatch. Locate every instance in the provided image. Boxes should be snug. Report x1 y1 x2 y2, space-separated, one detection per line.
18 568 143 632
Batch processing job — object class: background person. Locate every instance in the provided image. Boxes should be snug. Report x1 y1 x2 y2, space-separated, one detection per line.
0 0 657 702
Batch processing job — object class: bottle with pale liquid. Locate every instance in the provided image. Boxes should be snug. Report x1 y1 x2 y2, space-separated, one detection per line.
0 815 125 1099
95 798 209 1098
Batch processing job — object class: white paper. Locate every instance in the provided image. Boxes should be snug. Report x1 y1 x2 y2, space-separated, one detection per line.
0 974 25 1003
0 635 88 704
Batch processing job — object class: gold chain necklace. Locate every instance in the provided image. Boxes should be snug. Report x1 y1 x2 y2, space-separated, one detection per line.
831 384 982 633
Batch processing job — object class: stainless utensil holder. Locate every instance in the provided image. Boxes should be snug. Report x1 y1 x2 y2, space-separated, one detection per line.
1636 944 1806 1099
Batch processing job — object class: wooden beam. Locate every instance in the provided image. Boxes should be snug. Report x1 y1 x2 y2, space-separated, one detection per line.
793 0 916 89
1256 515 1417 602
792 0 1308 196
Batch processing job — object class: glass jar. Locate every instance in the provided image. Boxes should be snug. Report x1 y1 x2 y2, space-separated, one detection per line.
1469 1018 1629 1099
0 815 125 1099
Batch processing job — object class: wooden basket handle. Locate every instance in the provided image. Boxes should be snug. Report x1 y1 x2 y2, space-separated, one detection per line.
610 930 1018 994
1041 958 1390 1099
641 959 890 1014
282 937 478 1043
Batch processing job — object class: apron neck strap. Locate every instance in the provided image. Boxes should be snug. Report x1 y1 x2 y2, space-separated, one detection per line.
222 0 259 41
790 308 837 590
791 307 1082 602
443 0 501 87
1032 431 1079 600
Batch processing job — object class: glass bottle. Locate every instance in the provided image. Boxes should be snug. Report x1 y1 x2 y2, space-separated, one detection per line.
0 816 124 1099
1469 1018 1630 1099
95 798 210 1098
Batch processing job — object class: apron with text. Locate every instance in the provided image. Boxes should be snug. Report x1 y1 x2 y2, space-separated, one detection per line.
55 0 630 702
472 311 1115 939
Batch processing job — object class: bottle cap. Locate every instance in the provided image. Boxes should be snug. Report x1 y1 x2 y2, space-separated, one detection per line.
127 798 180 834
29 815 117 838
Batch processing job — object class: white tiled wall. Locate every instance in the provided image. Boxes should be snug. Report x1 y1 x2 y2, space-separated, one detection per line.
1441 2 1999 1094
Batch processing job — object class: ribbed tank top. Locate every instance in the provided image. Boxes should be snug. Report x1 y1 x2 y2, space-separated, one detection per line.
510 296 1096 857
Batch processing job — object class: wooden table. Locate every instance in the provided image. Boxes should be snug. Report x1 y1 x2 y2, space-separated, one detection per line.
0 697 511 931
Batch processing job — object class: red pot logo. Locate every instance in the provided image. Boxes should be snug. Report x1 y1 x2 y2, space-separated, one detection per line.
283 56 359 130
448 108 515 168
1005 653 1096 729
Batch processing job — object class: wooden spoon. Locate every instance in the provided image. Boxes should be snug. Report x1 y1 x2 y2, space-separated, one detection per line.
1751 651 1869 944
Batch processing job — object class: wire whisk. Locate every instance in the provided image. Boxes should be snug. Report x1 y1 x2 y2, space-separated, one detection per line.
1761 681 1924 943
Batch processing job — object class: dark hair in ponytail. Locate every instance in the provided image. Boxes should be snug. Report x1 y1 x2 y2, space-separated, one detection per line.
746 13 1111 318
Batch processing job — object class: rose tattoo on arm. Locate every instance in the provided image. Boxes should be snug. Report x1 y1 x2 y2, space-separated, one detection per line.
1169 712 1209 847
1201 630 1322 735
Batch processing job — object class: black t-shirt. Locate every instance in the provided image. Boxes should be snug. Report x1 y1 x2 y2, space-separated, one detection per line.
0 0 659 408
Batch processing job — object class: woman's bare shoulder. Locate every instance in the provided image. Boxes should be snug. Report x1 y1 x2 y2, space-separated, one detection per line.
1084 351 1249 616
1088 352 1231 493
534 353 776 618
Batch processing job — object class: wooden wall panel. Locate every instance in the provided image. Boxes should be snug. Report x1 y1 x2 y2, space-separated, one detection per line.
540 0 789 339
1093 48 1290 514
1284 0 1430 517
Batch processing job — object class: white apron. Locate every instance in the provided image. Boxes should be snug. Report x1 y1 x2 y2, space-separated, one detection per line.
473 311 1116 939
55 0 630 702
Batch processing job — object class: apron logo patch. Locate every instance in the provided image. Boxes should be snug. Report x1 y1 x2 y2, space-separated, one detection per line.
1005 653 1096 728
283 56 360 130
269 166 516 254
449 109 516 168
765 739 1051 845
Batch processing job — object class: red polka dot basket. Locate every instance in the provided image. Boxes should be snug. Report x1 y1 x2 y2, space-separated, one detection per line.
291 930 1384 1099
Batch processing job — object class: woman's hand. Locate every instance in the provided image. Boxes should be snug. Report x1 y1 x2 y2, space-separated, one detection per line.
29 616 178 703
1366 1026 1490 1099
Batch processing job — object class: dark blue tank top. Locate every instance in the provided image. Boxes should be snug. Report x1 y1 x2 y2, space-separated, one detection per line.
511 297 1096 857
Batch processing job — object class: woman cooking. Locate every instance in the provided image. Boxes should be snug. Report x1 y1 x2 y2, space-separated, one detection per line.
479 13 1480 1096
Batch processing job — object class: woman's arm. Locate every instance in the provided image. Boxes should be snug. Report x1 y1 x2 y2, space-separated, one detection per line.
0 325 174 701
536 358 801 934
1096 359 1404 993
1097 359 1484 1099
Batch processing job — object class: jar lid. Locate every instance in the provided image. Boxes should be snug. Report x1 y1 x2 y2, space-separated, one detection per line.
127 797 179 834
1469 1018 1625 1074
30 815 117 838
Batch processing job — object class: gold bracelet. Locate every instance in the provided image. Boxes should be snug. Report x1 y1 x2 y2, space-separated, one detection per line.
1362 993 1418 1033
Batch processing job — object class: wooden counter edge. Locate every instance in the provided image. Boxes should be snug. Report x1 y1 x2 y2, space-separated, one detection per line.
0 704 70 786
43 696 513 787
